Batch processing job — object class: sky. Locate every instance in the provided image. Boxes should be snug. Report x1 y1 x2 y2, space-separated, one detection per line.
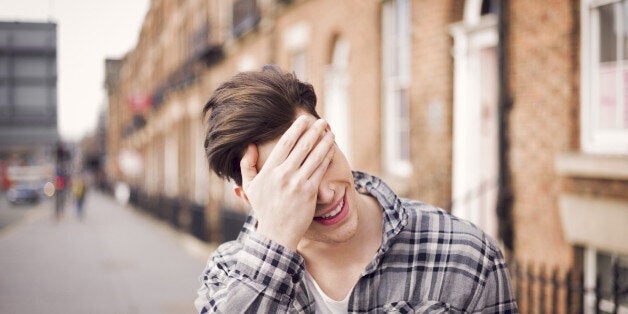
0 0 149 141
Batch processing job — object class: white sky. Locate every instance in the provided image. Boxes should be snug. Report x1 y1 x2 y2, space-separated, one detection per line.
0 0 149 141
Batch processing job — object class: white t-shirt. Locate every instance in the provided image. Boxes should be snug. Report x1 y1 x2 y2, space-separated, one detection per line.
303 271 352 314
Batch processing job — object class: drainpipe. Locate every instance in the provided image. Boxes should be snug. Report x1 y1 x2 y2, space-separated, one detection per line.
496 0 514 252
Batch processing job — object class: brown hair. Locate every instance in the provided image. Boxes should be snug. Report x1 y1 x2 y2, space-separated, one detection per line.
203 65 320 186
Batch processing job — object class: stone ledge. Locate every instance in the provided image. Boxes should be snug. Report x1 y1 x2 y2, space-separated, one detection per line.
555 152 628 180
559 194 628 255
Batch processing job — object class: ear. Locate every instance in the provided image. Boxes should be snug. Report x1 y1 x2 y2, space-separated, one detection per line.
233 185 251 206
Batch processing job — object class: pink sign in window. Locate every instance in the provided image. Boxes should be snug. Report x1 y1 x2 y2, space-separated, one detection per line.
598 62 628 129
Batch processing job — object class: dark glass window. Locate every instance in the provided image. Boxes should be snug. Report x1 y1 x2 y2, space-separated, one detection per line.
481 0 498 16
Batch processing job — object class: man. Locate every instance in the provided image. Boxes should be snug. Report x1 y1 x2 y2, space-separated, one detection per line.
196 66 518 313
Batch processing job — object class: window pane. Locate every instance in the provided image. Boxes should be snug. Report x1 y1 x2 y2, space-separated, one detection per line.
14 56 49 79
600 4 616 63
625 70 628 127
0 85 8 114
599 63 618 129
623 2 628 60
597 253 628 308
623 2 628 129
397 88 410 160
291 51 307 81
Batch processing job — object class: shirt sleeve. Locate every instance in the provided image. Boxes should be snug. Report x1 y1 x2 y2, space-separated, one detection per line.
195 231 306 313
472 241 519 313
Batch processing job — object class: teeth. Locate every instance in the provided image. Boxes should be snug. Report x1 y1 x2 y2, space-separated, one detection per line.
320 199 344 219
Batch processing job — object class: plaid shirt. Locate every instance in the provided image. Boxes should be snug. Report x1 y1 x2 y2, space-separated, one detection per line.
195 171 518 313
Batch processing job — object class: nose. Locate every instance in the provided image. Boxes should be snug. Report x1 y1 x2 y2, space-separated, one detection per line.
316 180 335 206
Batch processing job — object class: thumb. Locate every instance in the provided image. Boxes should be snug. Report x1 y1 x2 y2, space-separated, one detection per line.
240 143 259 189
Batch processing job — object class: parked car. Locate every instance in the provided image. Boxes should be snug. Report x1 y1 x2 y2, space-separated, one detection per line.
7 184 40 205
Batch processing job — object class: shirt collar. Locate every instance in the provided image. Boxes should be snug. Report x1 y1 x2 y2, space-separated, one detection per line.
351 171 408 253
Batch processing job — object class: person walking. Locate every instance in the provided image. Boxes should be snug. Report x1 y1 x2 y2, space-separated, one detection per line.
72 174 86 220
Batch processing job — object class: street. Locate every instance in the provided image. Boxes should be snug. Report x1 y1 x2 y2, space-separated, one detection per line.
0 190 212 314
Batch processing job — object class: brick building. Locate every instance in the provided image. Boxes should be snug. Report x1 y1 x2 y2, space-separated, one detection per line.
106 0 628 311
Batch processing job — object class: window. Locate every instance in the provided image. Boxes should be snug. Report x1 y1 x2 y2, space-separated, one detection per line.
324 39 351 162
382 0 411 176
582 0 628 154
291 50 307 81
232 0 259 38
284 23 310 80
584 248 628 313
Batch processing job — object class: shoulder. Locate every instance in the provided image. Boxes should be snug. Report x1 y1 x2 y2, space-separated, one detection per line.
399 198 503 268
202 239 243 276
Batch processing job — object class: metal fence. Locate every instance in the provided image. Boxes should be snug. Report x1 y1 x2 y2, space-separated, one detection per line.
116 182 628 314
508 258 627 313
128 187 206 241
126 186 246 243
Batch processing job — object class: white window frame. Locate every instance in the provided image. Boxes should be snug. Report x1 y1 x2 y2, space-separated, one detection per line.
382 0 412 176
581 0 628 154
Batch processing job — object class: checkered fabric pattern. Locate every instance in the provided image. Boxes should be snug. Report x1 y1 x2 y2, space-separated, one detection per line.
195 171 518 313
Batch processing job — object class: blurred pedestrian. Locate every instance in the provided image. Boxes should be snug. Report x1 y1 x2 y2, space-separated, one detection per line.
195 66 518 313
54 173 66 220
72 174 87 220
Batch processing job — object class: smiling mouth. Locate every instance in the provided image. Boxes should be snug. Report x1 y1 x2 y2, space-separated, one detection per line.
313 194 348 225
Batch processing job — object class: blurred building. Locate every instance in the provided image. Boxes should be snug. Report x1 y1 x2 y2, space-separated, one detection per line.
105 0 627 310
0 21 58 187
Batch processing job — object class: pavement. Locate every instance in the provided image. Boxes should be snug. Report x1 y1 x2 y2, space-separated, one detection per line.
0 190 214 314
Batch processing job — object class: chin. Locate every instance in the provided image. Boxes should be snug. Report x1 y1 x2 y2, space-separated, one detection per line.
305 211 359 244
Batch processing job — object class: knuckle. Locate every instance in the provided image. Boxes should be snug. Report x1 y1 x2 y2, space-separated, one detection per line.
275 169 290 183
291 176 306 188
302 182 316 194
287 180 301 193
300 140 314 153
278 138 293 151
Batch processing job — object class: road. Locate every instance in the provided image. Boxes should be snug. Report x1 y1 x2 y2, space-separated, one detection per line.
0 190 212 314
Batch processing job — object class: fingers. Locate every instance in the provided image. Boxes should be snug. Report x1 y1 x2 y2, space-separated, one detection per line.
308 141 335 185
283 118 328 169
240 144 259 189
298 130 335 179
263 115 309 169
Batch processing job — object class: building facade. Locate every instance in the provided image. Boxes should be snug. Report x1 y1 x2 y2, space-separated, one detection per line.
0 21 58 188
106 1 628 311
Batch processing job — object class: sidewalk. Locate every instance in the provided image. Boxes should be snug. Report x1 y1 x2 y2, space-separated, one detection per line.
0 191 213 314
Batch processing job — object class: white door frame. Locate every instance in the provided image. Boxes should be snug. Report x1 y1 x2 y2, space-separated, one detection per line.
450 0 499 239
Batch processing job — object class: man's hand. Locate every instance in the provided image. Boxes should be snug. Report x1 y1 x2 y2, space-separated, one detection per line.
239 116 335 250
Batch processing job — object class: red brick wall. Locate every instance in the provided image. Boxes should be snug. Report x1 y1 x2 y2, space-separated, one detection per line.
407 0 456 208
507 0 579 266
275 0 382 175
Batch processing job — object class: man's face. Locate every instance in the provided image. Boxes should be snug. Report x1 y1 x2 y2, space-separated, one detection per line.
254 113 360 245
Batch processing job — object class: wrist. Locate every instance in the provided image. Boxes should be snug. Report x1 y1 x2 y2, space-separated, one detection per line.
256 223 300 251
